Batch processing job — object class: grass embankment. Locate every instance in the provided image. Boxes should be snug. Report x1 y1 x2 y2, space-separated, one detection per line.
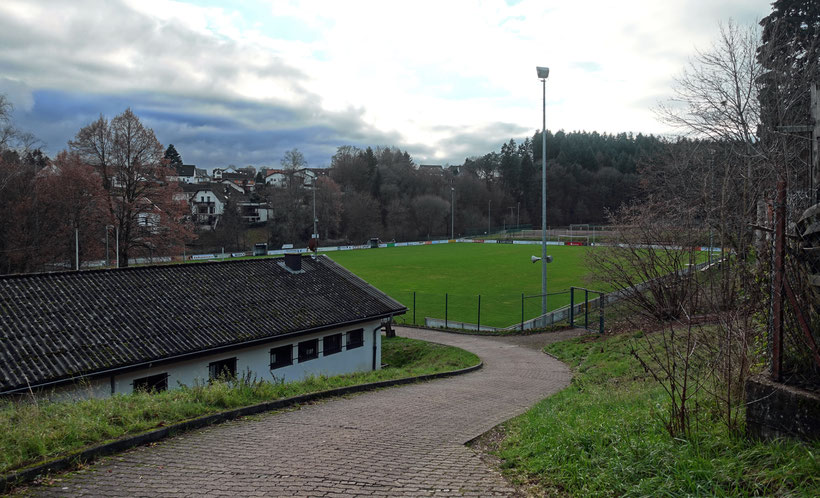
0 336 478 476
329 243 598 327
494 332 819 496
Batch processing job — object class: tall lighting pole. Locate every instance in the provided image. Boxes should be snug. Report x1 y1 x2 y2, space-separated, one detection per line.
312 180 318 239
537 66 550 317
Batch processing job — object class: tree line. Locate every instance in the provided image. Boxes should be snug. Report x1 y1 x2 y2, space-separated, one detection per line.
0 106 192 274
0 99 668 274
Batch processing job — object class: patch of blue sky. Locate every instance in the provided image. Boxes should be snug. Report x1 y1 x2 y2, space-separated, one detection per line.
414 73 510 101
180 0 323 43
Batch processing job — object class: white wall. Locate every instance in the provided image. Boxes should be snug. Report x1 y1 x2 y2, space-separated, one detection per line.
45 320 383 400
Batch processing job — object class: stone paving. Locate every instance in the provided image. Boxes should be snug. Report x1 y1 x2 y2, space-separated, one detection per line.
32 327 575 497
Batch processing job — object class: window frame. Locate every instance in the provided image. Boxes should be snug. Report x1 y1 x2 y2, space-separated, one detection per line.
208 357 237 381
323 333 342 356
346 329 364 350
270 344 293 369
298 338 319 363
133 373 168 393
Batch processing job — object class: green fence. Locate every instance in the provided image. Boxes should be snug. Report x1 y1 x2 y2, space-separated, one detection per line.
394 289 573 329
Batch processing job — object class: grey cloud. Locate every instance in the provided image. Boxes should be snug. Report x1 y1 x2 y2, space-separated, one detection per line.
429 121 531 163
0 0 308 105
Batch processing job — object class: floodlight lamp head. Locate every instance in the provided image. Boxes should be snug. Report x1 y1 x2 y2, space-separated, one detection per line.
532 255 553 263
536 66 550 79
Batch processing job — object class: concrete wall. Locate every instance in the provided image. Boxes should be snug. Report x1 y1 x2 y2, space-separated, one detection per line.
46 321 383 401
746 375 820 442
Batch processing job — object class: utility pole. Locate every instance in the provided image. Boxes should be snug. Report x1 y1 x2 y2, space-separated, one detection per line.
812 82 819 204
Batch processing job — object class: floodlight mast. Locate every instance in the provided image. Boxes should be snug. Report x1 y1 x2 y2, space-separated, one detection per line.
537 66 549 320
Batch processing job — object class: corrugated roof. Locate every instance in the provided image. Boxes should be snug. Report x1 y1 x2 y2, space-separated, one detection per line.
0 256 405 393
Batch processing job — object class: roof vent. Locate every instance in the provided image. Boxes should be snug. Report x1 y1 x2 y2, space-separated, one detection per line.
284 253 302 272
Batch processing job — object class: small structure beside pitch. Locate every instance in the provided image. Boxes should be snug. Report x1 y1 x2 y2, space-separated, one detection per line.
0 255 406 399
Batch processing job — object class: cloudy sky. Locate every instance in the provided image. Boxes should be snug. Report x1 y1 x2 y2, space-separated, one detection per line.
0 0 771 170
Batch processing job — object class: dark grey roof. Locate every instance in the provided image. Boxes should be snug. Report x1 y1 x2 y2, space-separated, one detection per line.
191 185 228 203
176 164 195 177
180 183 202 193
0 256 405 393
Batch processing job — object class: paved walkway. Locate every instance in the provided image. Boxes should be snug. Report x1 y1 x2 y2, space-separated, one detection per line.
34 328 575 497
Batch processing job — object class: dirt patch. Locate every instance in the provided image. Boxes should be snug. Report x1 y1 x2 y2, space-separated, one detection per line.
484 328 594 351
468 424 568 497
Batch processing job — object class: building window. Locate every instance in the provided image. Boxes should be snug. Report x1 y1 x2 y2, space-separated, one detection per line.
298 339 319 362
347 329 364 350
323 334 342 355
209 357 237 381
270 345 293 369
133 373 168 392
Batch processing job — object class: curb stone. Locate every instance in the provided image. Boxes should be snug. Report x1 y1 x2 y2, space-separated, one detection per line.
1 362 482 493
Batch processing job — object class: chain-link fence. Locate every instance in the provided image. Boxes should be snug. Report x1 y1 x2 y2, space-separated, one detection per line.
764 183 820 390
776 186 820 389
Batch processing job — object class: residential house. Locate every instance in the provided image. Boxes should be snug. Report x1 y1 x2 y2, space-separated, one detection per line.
0 255 406 398
190 187 227 229
166 164 198 183
194 168 210 183
233 192 272 224
265 169 287 187
266 168 324 188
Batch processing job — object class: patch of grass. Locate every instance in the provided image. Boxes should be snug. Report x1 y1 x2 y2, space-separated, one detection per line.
496 333 819 496
329 243 599 327
0 336 478 476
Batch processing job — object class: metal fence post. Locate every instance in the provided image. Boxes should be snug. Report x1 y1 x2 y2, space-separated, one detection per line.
413 292 416 325
445 293 448 329
477 294 481 332
584 288 589 329
599 292 605 334
570 287 575 327
521 293 525 332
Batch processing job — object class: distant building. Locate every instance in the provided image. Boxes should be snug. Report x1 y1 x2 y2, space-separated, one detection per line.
0 256 406 399
418 164 444 175
167 164 197 183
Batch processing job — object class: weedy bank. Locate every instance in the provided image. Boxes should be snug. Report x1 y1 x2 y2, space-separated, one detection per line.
491 332 819 496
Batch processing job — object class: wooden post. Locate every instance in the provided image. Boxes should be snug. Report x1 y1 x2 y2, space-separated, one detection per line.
384 318 395 338
772 180 786 382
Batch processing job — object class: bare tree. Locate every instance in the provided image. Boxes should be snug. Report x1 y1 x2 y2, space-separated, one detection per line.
591 21 777 437
70 108 194 266
657 21 762 145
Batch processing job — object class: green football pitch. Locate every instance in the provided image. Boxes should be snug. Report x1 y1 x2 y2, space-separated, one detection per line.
327 243 599 328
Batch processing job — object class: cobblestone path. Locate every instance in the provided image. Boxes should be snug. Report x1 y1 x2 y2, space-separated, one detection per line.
34 328 573 497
